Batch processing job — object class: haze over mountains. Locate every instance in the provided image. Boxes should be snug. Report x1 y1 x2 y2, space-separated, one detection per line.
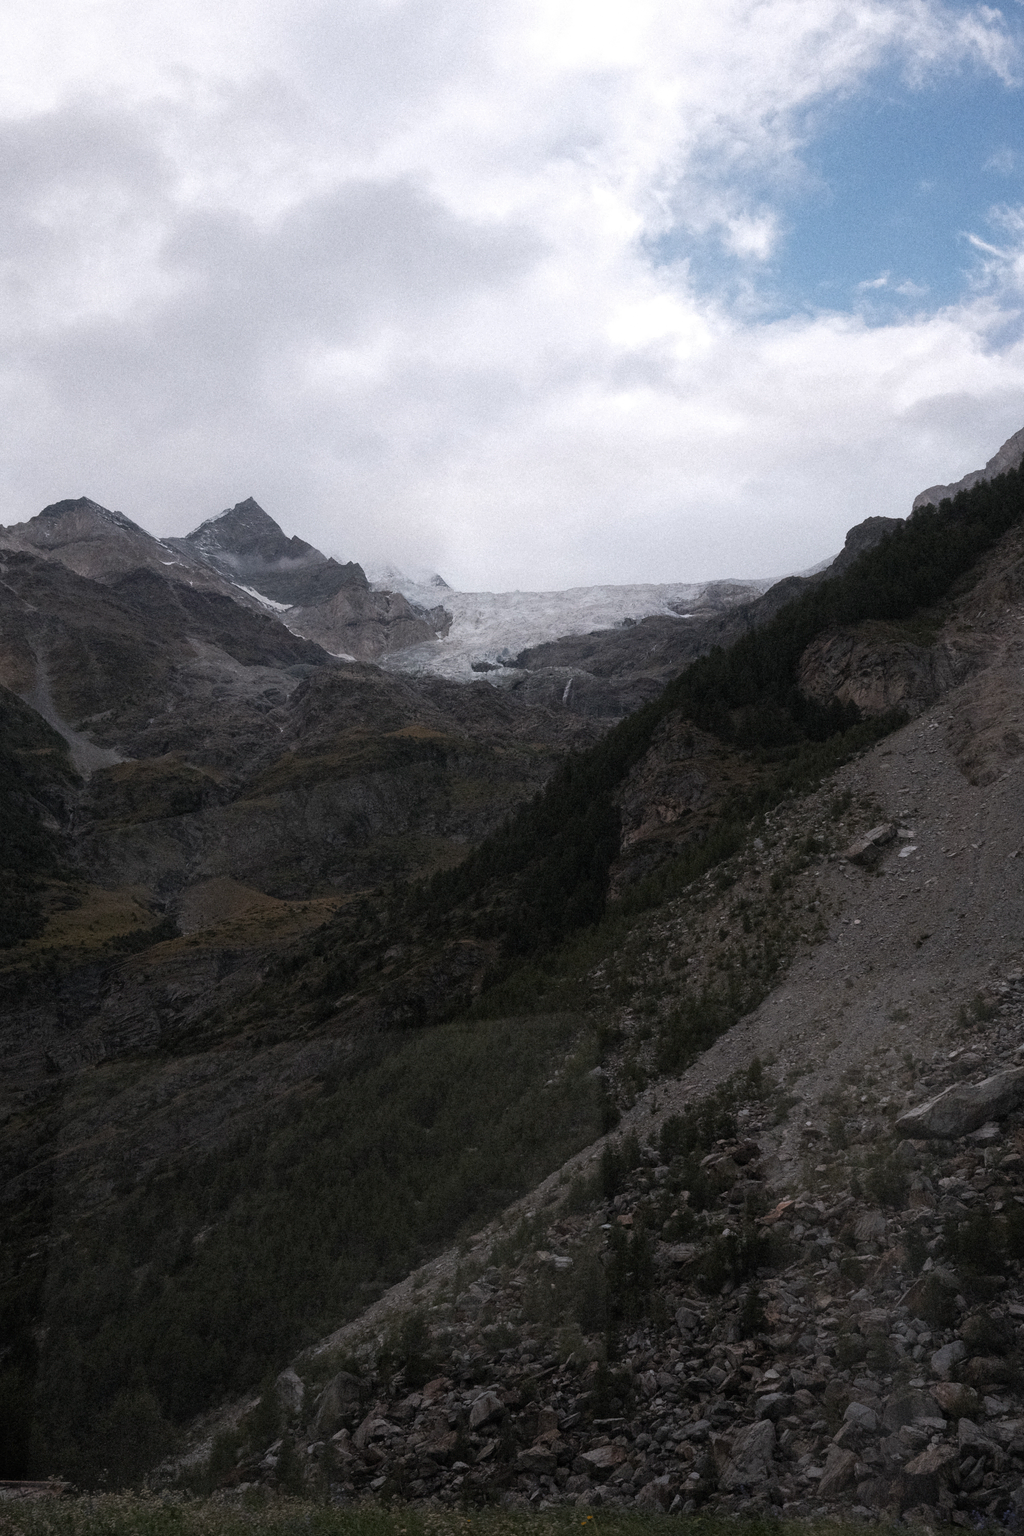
5 424 1024 1518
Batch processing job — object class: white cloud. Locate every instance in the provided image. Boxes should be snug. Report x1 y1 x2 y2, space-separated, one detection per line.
0 0 1023 587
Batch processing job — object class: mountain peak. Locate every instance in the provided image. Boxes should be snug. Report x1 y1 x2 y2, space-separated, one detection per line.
173 499 370 606
33 497 147 537
185 498 323 568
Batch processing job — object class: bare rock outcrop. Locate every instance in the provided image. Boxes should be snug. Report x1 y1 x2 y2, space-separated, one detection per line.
797 623 974 720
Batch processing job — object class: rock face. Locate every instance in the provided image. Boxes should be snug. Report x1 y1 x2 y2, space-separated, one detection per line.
914 425 1024 510
797 625 975 721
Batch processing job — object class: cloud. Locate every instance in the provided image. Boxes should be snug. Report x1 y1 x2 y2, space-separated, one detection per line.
985 146 1017 173
0 1 1023 588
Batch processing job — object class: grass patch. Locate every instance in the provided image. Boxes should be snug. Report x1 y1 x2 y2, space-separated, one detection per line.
0 1498 912 1536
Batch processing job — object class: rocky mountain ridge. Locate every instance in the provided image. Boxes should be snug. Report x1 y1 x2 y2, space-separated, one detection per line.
0 497 442 665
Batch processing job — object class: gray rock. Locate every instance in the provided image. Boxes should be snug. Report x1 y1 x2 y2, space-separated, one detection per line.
930 1381 980 1419
313 1370 361 1436
896 1065 1024 1139
844 1401 879 1433
468 1390 505 1429
635 1475 673 1512
719 1419 775 1491
843 824 896 866
754 1392 789 1421
958 1418 997 1453
892 1442 958 1509
515 1445 556 1475
854 1211 887 1242
275 1367 304 1417
818 1446 858 1499
882 1390 935 1432
579 1445 628 1477
930 1340 967 1380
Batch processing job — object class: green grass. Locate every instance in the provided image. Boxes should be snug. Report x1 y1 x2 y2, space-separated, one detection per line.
0 1497 910 1536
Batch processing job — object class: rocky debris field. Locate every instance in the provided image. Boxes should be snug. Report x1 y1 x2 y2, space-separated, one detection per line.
190 987 1024 1528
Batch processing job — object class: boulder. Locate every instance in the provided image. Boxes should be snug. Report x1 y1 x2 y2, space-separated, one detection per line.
962 1311 1016 1355
469 1390 505 1429
818 1446 858 1499
883 1389 936 1432
930 1381 980 1420
959 1418 998 1454
930 1340 967 1380
843 824 896 866
578 1444 628 1478
891 1442 957 1510
962 1355 1013 1388
515 1446 556 1475
635 1475 673 1511
844 1401 878 1433
718 1419 775 1491
275 1367 304 1418
854 1212 887 1243
896 1065 1024 1139
313 1371 361 1435
755 1392 790 1421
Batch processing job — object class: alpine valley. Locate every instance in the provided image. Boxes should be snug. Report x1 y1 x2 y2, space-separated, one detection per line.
5 430 1024 1529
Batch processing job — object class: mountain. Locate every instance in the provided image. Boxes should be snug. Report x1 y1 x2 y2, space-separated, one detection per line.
168 498 439 662
3 435 1024 1522
0 496 444 665
168 497 366 608
0 496 226 589
913 424 1024 510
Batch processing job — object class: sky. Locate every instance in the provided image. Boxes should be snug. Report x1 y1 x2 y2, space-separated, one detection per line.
3 2 1024 590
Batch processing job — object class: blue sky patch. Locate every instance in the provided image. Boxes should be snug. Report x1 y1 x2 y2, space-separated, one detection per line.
657 35 1024 322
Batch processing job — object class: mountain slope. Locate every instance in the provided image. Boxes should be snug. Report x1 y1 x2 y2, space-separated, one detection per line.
155 491 1024 1523
3 452 1024 1494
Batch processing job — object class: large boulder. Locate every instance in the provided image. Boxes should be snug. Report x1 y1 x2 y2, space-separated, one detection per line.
891 1442 957 1510
930 1381 980 1420
313 1370 362 1436
818 1446 858 1499
468 1390 504 1429
275 1367 305 1418
896 1065 1024 1139
930 1341 967 1380
719 1419 775 1492
883 1389 936 1432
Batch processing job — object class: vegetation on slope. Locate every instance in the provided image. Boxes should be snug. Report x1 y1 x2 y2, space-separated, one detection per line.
412 465 1024 964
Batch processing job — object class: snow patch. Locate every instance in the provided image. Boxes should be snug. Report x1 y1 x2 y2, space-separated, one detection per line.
234 584 293 613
